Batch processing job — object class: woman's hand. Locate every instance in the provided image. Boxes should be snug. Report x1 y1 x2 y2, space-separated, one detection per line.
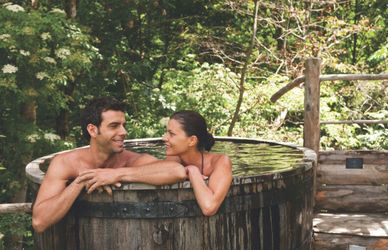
185 165 208 180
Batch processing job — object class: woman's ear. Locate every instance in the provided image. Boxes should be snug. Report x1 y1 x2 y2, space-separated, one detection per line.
188 135 198 147
87 124 98 138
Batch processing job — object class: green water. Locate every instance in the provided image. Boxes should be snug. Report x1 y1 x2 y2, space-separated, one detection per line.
126 140 305 176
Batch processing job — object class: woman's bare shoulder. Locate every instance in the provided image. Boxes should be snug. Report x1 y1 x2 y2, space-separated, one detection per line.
209 153 231 165
203 153 231 176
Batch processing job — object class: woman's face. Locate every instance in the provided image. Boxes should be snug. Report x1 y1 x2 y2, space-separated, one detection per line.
163 119 194 156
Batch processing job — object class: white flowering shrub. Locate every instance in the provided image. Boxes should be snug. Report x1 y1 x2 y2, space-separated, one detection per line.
1 64 18 74
26 130 62 144
0 5 101 106
0 4 99 208
3 3 25 12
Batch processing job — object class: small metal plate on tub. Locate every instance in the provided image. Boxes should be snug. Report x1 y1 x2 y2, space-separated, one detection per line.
345 158 363 169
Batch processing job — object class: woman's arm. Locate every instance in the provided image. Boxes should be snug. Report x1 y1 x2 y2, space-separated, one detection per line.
186 154 232 216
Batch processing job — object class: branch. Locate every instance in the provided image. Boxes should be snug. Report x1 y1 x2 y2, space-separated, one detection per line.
255 38 281 61
270 76 305 102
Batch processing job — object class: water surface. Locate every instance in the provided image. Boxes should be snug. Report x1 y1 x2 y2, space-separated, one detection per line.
126 140 304 177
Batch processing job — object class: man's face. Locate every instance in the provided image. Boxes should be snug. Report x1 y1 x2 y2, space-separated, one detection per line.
95 110 127 154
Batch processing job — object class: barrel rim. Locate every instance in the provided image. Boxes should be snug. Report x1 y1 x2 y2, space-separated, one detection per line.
26 137 316 189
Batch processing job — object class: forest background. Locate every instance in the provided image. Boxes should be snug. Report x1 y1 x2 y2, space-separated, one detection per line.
0 0 387 248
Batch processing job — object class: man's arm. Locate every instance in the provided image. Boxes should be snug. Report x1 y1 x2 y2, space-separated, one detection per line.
78 154 187 193
32 155 85 233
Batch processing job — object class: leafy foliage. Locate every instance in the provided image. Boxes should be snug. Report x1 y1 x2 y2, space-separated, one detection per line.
0 213 33 249
0 0 387 247
0 3 98 202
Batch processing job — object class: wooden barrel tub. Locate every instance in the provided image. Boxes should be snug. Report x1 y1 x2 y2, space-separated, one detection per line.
26 137 316 250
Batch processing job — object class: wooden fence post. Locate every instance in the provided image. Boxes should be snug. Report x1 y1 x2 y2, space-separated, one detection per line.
0 233 3 250
303 58 321 156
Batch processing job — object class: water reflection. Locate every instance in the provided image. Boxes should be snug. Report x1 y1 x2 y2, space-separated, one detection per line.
126 141 304 177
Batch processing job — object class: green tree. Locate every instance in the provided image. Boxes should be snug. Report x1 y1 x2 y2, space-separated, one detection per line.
0 3 100 202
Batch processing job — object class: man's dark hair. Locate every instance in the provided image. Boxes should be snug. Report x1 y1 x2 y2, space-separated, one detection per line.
81 97 126 141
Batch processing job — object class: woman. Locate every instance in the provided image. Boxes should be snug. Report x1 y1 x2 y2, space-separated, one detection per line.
163 110 233 216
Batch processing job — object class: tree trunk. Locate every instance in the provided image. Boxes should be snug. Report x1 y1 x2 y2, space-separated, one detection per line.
11 99 37 250
227 0 259 136
65 0 77 18
31 0 38 9
20 100 36 123
18 99 37 199
56 81 75 139
55 1 77 138
274 27 284 51
56 109 70 139
352 0 360 65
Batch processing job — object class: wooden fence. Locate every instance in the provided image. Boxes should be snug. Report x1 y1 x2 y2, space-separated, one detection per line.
271 57 388 156
270 58 388 249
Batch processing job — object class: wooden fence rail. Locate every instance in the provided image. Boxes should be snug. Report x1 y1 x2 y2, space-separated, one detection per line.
270 72 388 103
0 203 32 214
320 120 388 125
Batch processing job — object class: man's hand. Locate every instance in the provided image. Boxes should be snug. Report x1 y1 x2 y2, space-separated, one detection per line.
95 186 118 196
77 169 121 194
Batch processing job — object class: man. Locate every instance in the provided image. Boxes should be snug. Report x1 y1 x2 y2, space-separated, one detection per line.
32 97 186 233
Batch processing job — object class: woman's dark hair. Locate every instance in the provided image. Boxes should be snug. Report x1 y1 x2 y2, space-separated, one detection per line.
81 97 126 141
170 110 215 151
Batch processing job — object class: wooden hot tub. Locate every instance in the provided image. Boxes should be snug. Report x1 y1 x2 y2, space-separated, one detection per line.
26 137 316 250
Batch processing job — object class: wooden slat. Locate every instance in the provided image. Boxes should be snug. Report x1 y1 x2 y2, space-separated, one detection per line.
320 73 388 82
315 185 388 213
0 233 3 250
313 232 388 250
313 213 388 237
319 150 388 165
317 164 388 185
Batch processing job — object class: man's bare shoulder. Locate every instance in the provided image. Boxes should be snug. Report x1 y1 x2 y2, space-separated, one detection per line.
121 149 141 157
121 150 158 167
51 147 88 165
46 148 89 179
